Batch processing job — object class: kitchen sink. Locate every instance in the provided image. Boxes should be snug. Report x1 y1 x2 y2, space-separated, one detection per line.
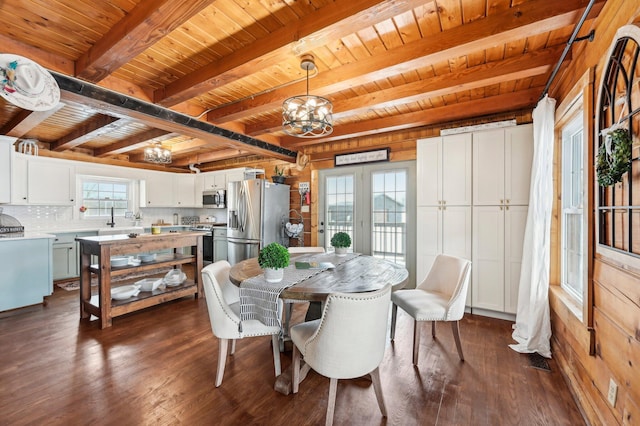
98 226 145 236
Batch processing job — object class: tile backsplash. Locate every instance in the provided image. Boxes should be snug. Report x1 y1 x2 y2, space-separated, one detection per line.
0 205 223 232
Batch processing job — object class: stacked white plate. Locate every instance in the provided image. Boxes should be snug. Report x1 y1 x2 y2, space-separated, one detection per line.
111 285 141 300
164 270 186 287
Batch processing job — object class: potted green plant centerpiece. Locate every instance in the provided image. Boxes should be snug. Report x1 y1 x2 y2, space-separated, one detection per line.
258 242 290 282
271 165 286 184
331 232 351 256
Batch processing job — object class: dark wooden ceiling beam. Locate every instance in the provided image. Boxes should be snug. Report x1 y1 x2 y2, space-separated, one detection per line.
171 149 249 167
281 88 541 148
245 46 564 136
76 0 216 82
155 0 426 106
0 103 65 138
208 0 602 124
94 129 175 157
51 71 297 161
51 116 127 152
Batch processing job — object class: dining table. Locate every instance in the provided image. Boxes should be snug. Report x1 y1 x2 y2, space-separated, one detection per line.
228 252 409 394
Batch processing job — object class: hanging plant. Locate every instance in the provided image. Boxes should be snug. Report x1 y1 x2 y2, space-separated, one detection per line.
596 128 633 186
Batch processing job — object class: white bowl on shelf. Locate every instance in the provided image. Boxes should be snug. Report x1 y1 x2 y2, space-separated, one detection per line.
110 257 129 267
163 269 186 287
138 253 157 263
135 278 162 292
111 284 141 300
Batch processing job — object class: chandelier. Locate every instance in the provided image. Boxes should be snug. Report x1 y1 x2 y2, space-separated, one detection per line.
282 55 333 138
144 142 172 164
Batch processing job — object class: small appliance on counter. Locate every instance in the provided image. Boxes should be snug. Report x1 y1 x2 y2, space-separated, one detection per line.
0 208 24 238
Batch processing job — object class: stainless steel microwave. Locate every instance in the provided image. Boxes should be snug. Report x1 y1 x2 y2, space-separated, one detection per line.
203 190 226 208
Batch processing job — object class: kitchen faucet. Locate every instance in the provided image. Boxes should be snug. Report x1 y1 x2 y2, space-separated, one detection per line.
106 206 115 228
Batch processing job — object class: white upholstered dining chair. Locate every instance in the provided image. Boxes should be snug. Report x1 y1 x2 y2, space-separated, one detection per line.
390 254 471 364
290 284 391 426
201 260 282 387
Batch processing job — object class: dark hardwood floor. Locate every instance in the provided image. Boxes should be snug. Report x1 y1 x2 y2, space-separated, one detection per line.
0 287 585 425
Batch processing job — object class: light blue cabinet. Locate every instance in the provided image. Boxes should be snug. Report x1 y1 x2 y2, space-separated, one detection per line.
0 237 53 311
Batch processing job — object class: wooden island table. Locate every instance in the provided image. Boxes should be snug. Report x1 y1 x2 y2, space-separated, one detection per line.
76 231 206 329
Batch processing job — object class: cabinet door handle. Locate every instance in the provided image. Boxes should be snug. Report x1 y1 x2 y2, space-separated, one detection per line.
505 199 510 204
499 205 503 210
500 199 504 204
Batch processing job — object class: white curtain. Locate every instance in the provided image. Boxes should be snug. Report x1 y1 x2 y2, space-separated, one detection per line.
510 95 556 358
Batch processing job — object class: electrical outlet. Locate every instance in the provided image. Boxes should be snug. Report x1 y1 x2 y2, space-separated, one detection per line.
607 378 618 407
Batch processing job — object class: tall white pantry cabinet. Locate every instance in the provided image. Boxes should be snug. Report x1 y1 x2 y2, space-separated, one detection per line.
416 124 533 318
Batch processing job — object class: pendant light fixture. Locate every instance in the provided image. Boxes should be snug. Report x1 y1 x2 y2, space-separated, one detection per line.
282 55 333 138
144 142 172 164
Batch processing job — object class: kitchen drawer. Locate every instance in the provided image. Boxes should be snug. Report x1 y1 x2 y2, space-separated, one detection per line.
213 228 227 238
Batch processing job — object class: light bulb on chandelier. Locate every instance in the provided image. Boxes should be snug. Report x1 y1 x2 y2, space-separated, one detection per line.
282 55 333 138
144 142 172 164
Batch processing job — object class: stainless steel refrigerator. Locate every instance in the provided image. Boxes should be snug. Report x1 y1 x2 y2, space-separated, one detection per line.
227 179 290 265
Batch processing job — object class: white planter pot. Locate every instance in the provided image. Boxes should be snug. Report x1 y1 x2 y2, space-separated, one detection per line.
263 267 284 283
334 246 348 256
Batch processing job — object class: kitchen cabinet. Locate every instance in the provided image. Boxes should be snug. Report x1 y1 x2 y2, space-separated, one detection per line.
471 124 532 316
416 205 471 294
0 236 53 312
213 227 228 262
473 125 533 206
417 133 472 207
10 154 76 205
226 169 246 183
53 231 97 280
0 136 15 203
472 205 528 314
27 156 75 205
416 133 472 294
174 174 199 207
76 231 204 328
203 172 227 191
141 172 174 207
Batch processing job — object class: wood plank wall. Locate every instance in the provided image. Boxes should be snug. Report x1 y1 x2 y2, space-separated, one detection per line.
551 1 640 424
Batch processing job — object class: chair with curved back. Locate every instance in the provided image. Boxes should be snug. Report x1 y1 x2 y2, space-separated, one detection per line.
390 254 471 364
201 260 282 387
290 284 392 426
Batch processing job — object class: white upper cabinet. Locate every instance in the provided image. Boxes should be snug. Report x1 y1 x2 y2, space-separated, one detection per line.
0 137 14 203
174 174 198 207
203 172 226 191
25 156 76 205
141 172 174 207
417 133 472 207
473 124 533 206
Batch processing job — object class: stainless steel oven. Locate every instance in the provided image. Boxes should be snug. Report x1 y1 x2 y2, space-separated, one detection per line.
190 224 214 262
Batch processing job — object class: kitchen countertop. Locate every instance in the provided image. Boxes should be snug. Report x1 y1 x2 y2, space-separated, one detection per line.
0 232 56 241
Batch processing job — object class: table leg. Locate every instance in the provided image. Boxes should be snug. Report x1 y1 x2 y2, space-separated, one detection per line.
274 361 311 395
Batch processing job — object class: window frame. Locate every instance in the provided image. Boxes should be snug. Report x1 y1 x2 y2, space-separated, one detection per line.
78 175 134 220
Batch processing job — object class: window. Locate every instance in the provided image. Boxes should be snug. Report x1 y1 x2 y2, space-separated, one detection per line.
81 178 131 218
561 115 584 302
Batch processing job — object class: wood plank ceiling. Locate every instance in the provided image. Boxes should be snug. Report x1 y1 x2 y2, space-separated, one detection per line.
0 0 604 171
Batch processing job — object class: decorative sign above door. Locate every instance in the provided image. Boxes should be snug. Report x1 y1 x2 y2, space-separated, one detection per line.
334 148 390 167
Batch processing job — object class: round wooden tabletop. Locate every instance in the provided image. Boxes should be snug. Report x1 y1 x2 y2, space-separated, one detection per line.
229 254 408 302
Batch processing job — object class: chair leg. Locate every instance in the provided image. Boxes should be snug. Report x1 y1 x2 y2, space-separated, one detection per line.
369 367 387 417
390 303 398 341
451 320 465 361
271 334 282 376
412 319 420 366
216 338 229 387
325 378 338 426
230 339 236 355
432 321 436 338
292 345 301 394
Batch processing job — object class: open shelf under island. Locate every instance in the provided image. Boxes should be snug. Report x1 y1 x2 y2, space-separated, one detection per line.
76 231 206 329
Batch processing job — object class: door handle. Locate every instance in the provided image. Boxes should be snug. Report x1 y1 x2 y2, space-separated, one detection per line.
318 229 324 234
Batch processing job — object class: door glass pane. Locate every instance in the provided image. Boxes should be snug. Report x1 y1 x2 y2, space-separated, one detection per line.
325 175 355 249
372 170 407 265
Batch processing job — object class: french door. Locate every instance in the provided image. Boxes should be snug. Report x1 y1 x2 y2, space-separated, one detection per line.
318 161 416 287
